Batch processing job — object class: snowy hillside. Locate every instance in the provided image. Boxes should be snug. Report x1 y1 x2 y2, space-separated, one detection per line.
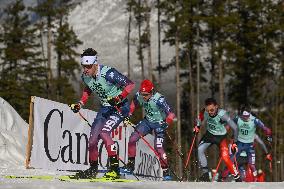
0 97 28 168
68 0 177 96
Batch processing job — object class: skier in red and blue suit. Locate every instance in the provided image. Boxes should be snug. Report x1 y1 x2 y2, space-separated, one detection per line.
126 79 175 180
70 48 135 179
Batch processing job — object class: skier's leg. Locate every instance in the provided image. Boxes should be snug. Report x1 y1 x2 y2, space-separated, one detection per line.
198 140 211 173
247 144 257 181
154 128 167 168
153 127 171 180
89 118 105 163
74 108 106 179
127 120 151 171
198 139 211 181
100 110 125 178
220 139 240 181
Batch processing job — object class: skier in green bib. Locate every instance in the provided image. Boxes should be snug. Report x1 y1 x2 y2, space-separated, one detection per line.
193 98 241 182
127 79 175 180
232 105 272 181
70 48 135 179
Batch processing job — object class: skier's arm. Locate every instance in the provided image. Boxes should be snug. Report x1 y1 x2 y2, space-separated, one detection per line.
156 96 175 125
70 85 91 113
254 134 268 154
129 92 140 116
79 86 92 105
192 109 205 133
195 109 205 128
106 68 135 99
254 118 272 137
221 113 238 142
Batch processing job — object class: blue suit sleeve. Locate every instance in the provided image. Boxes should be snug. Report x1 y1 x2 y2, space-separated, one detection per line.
105 68 133 88
156 96 173 116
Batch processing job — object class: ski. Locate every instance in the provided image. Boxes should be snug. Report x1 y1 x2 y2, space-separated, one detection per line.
4 175 139 183
4 175 54 180
58 175 138 183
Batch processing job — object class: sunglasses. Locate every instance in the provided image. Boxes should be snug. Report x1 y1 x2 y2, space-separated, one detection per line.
140 92 151 97
82 64 94 69
207 108 215 112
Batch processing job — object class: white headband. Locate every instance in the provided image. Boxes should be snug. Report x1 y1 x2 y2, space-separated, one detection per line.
242 111 250 116
81 55 97 65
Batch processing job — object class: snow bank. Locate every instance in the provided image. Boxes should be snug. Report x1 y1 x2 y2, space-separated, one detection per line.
0 97 28 168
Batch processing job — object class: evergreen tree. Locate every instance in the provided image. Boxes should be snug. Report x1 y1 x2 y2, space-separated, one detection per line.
32 0 82 104
159 0 185 177
227 0 279 108
32 0 58 98
0 0 47 120
53 0 82 103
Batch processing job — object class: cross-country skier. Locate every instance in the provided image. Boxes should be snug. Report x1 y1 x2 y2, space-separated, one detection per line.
70 48 135 179
230 105 272 181
220 134 272 181
126 79 175 181
193 98 241 182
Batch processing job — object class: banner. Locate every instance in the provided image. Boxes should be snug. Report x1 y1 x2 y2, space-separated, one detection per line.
28 97 162 178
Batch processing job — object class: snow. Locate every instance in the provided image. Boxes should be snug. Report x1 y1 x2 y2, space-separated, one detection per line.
0 97 28 168
0 96 283 188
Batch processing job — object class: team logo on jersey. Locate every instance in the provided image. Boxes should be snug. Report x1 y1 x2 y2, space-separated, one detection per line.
159 97 165 103
109 72 114 79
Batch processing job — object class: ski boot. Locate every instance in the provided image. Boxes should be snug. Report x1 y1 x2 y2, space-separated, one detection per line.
162 169 173 181
234 174 242 182
71 161 98 179
123 157 135 174
198 172 210 182
103 156 120 179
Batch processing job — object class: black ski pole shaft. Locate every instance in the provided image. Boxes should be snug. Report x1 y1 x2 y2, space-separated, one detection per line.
118 157 140 181
69 105 92 127
78 111 92 127
165 130 184 160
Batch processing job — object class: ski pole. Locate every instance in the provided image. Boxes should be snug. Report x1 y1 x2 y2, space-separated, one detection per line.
118 156 140 181
181 132 197 181
268 142 273 173
69 105 92 127
124 120 182 181
211 157 222 182
165 130 184 161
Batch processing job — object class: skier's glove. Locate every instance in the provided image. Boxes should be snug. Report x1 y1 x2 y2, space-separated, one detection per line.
266 153 272 161
70 103 82 113
193 126 200 134
231 143 238 155
107 95 123 106
266 136 273 143
159 121 169 129
124 116 132 126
